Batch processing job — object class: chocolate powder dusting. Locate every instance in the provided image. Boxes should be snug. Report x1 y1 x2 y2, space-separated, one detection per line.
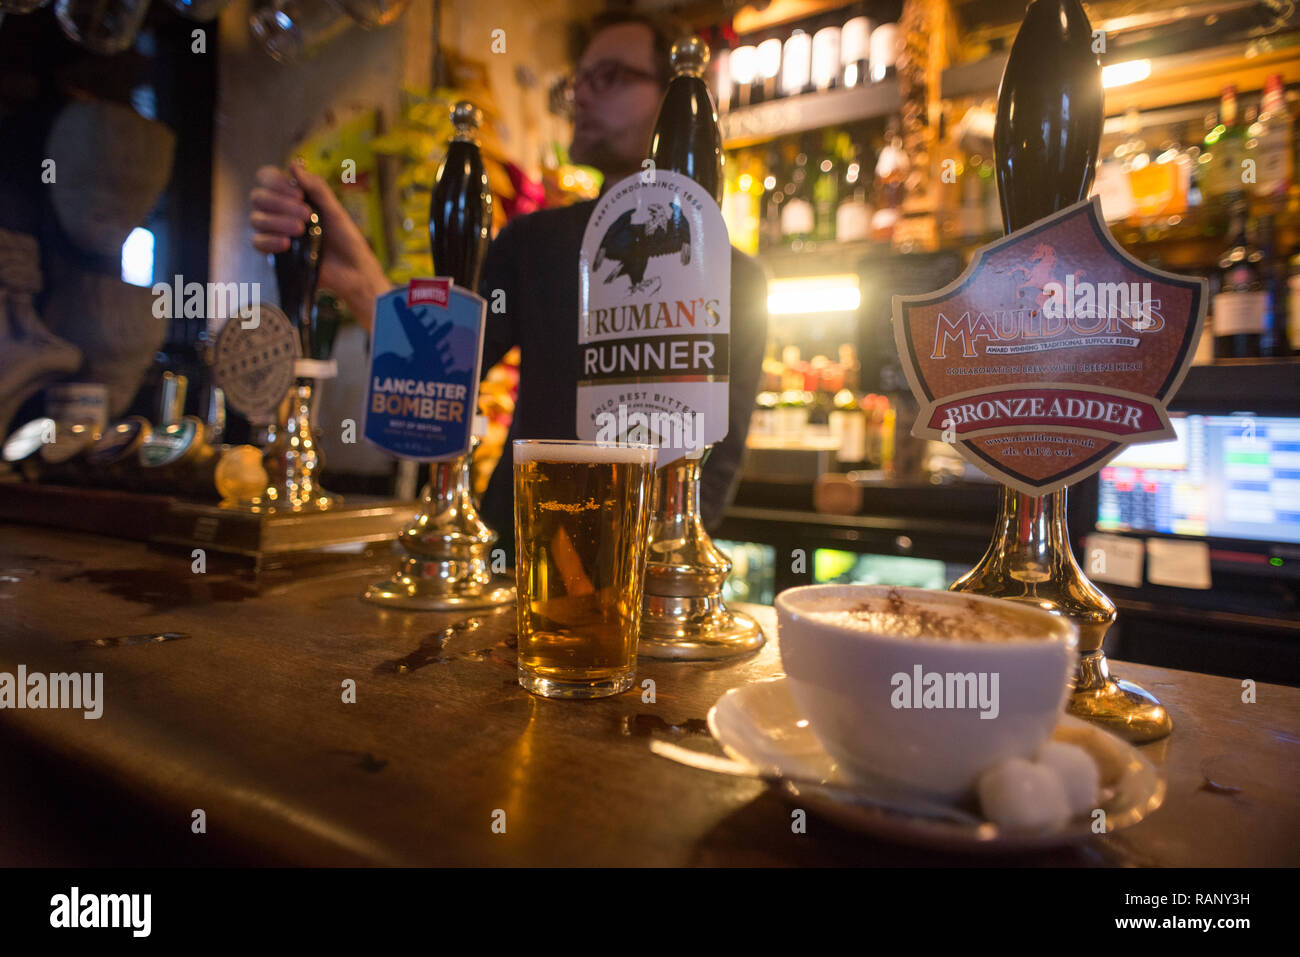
815 593 1034 642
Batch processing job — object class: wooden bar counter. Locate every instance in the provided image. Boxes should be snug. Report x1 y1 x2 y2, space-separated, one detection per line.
1 522 1297 867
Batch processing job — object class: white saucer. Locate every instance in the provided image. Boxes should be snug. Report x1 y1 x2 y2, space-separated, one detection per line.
706 676 1166 852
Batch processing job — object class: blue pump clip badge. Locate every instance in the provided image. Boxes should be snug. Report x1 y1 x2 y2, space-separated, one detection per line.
364 278 485 461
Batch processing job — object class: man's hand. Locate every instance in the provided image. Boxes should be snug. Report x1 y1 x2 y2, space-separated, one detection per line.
249 159 389 332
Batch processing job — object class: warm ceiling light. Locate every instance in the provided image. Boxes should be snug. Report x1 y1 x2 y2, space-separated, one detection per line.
1102 59 1151 89
768 274 861 315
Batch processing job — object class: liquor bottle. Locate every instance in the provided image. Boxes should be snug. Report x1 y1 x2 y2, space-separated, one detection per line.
1287 250 1300 357
872 118 907 240
1213 200 1267 358
752 389 779 437
807 354 836 426
1257 213 1286 357
760 338 783 392
869 22 899 83
780 138 815 249
1093 109 1138 222
779 344 805 392
776 389 811 439
723 149 762 255
836 133 872 242
759 144 786 252
811 21 842 91
1190 111 1215 207
932 106 961 241
754 36 782 104
982 158 1002 236
1242 104 1260 191
1202 86 1248 204
1251 74 1294 199
866 394 889 468
728 44 757 110
812 129 842 242
711 42 733 113
1128 133 1189 222
722 150 743 245
959 150 986 239
840 10 872 88
838 342 861 394
829 351 867 468
743 152 766 251
781 29 812 97
1171 136 1196 213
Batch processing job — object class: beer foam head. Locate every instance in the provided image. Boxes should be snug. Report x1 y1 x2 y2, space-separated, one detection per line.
513 440 657 467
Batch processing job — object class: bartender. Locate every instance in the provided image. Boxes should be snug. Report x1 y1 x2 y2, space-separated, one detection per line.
248 11 768 539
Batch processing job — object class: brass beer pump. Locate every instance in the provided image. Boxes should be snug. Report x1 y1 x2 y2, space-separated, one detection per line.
238 199 339 512
638 450 765 659
636 38 764 660
363 102 514 611
948 0 1172 742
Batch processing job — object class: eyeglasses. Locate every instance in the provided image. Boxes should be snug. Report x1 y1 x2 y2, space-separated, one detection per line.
556 60 661 110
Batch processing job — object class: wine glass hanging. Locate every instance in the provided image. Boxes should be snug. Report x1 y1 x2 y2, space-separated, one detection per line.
162 0 232 22
0 0 51 16
249 0 351 63
54 0 150 55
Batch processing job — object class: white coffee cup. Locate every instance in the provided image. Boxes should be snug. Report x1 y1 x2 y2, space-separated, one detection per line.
776 584 1078 800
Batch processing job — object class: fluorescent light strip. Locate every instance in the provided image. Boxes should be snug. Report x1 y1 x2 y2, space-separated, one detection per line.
1102 59 1151 89
768 274 861 315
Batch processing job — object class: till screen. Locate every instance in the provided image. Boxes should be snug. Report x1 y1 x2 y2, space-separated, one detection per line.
1096 414 1300 545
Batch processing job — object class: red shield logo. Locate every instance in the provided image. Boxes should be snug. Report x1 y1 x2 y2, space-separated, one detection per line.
892 197 1207 495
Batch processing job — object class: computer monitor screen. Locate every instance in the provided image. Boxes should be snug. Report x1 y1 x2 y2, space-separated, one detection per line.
1096 414 1300 545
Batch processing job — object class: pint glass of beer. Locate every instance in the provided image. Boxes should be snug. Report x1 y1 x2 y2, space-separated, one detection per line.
513 440 657 698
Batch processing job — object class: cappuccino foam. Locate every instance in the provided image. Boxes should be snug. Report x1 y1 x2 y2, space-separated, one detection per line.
802 589 1042 643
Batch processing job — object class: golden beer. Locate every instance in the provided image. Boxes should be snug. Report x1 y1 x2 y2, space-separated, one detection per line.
513 440 656 698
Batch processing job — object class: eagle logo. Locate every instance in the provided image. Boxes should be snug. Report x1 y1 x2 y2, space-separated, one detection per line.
591 201 691 297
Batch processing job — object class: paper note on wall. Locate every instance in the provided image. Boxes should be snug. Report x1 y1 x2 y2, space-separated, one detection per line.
1145 538 1211 590
1085 533 1144 588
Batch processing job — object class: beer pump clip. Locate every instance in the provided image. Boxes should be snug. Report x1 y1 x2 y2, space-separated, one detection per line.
891 0 1207 742
362 102 514 611
577 37 764 660
210 196 338 512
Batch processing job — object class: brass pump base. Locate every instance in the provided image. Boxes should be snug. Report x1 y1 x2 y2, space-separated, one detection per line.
637 596 765 660
637 455 764 660
363 444 514 611
223 382 339 513
363 564 514 611
1070 650 1173 743
951 486 1172 744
